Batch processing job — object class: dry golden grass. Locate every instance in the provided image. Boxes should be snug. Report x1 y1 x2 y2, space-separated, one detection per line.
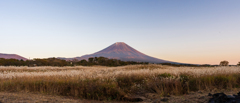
0 65 239 79
0 64 240 101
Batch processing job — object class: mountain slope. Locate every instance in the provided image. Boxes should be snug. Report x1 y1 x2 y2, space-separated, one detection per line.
0 53 28 61
74 42 172 63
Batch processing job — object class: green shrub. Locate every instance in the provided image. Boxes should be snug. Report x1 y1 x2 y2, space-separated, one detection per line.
157 73 172 78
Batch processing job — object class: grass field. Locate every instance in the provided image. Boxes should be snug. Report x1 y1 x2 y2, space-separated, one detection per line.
0 64 239 101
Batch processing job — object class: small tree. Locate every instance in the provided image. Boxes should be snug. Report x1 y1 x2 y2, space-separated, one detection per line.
88 57 94 63
72 58 79 66
237 62 240 66
220 60 229 66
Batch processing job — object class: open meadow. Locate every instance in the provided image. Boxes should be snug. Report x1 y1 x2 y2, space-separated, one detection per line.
0 64 240 102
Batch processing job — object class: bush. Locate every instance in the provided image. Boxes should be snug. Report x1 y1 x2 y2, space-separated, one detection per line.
220 60 229 66
157 73 172 78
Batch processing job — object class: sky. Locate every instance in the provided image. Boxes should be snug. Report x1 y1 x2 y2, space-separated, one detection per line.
0 0 240 65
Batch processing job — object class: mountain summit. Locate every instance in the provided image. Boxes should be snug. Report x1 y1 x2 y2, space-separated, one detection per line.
73 42 172 63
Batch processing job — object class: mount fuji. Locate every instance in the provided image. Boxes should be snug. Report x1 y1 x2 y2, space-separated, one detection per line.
61 42 173 63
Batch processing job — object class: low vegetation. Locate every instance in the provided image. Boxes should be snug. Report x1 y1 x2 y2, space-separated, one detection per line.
220 60 229 66
0 65 240 101
0 57 148 67
0 57 232 67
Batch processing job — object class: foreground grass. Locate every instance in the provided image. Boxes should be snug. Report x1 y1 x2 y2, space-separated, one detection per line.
0 65 239 101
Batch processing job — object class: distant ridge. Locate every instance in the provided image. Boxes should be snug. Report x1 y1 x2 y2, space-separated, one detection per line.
0 53 28 61
61 42 174 63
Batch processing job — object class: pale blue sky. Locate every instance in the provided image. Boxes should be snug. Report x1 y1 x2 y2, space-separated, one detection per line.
1 0 240 64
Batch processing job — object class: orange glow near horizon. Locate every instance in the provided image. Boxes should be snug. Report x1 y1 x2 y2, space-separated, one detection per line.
156 54 239 65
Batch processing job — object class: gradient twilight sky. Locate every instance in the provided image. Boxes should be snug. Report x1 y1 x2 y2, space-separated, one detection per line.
0 0 240 65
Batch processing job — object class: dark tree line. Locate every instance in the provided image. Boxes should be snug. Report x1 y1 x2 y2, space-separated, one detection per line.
72 57 149 66
0 58 26 66
0 58 68 66
161 61 240 67
159 63 210 67
2 57 237 67
0 57 148 67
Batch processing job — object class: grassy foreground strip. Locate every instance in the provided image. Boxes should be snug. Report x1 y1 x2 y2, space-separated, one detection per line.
0 65 240 101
